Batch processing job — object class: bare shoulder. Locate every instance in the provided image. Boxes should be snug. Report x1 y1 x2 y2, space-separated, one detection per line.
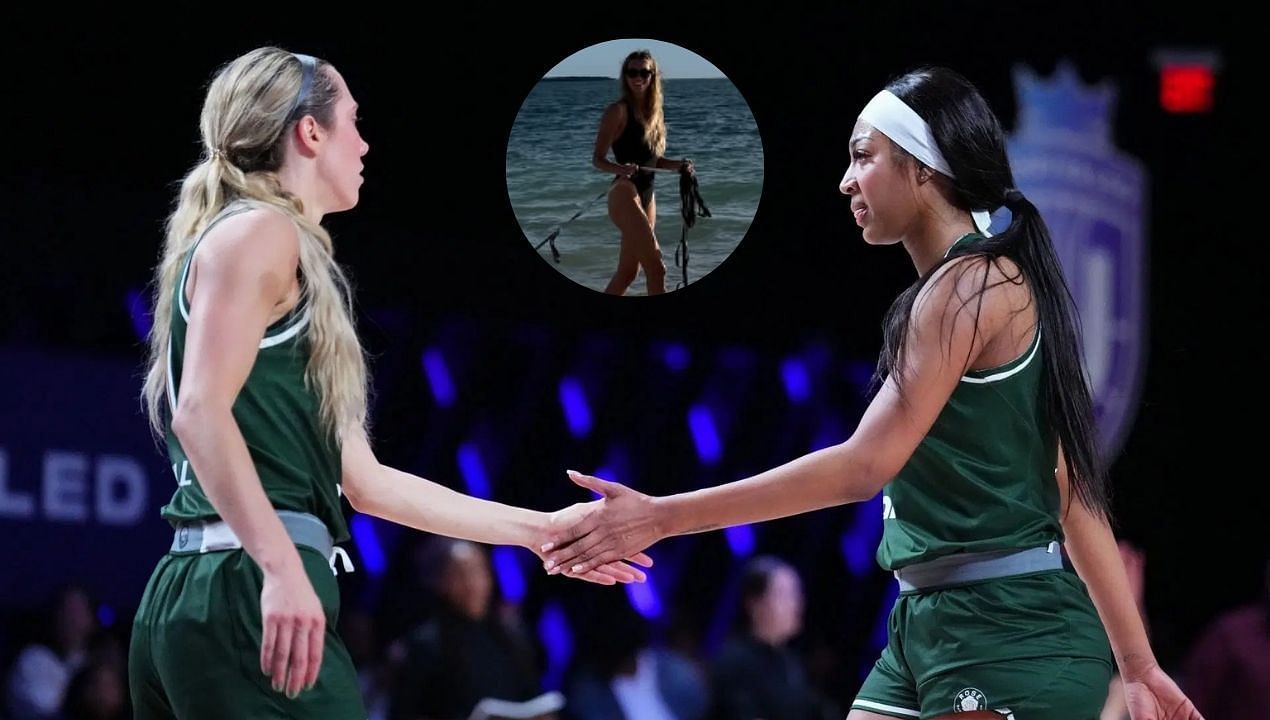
915 253 1030 337
980 253 1032 320
605 100 627 119
198 205 300 276
601 100 628 128
917 254 992 312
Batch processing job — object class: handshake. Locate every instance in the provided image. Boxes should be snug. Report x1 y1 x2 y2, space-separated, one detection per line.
529 470 662 586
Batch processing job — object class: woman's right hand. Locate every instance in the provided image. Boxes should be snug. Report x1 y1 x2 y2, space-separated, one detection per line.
260 562 325 698
541 501 654 585
541 471 664 577
617 163 639 178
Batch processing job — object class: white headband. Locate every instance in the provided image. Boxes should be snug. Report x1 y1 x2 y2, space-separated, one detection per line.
845 90 994 236
860 90 955 178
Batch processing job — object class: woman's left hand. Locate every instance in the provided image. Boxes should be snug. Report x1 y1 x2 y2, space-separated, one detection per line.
1123 664 1205 720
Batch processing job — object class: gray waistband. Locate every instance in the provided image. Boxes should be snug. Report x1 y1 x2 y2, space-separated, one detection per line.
894 541 1063 592
171 510 334 560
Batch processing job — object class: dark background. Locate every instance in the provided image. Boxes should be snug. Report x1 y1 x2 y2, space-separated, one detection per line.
0 2 1258 708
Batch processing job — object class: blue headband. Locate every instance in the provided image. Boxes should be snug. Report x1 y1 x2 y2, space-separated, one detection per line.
286 53 318 123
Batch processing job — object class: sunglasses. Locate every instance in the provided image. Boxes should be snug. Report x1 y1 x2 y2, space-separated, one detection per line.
624 68 654 79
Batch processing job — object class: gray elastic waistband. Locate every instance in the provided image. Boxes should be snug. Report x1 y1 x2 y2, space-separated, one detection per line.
171 510 333 560
895 541 1062 592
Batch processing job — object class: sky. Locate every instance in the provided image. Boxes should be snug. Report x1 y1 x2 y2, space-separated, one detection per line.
543 38 727 79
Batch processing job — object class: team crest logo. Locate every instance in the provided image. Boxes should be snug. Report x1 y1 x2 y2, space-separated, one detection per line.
178 526 189 549
954 687 988 712
1006 61 1148 460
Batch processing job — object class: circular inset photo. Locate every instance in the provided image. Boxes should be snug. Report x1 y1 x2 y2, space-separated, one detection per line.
507 39 763 296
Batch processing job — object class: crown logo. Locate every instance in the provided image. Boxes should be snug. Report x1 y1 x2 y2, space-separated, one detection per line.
1012 61 1117 147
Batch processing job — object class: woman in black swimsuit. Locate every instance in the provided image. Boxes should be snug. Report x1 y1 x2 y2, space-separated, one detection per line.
591 49 694 296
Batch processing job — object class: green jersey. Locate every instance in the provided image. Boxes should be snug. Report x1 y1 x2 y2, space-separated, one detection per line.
878 239 1060 570
159 201 349 544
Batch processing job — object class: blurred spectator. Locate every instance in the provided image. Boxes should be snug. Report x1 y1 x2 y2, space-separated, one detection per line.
377 532 451 654
1180 556 1270 719
342 608 392 720
709 556 834 720
565 601 706 720
389 538 550 720
5 584 96 720
657 606 711 720
60 659 128 720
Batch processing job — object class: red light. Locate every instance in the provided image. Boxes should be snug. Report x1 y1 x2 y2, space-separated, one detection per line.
1160 65 1214 114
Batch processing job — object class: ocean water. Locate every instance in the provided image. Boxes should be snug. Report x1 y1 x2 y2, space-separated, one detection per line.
506 78 764 295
